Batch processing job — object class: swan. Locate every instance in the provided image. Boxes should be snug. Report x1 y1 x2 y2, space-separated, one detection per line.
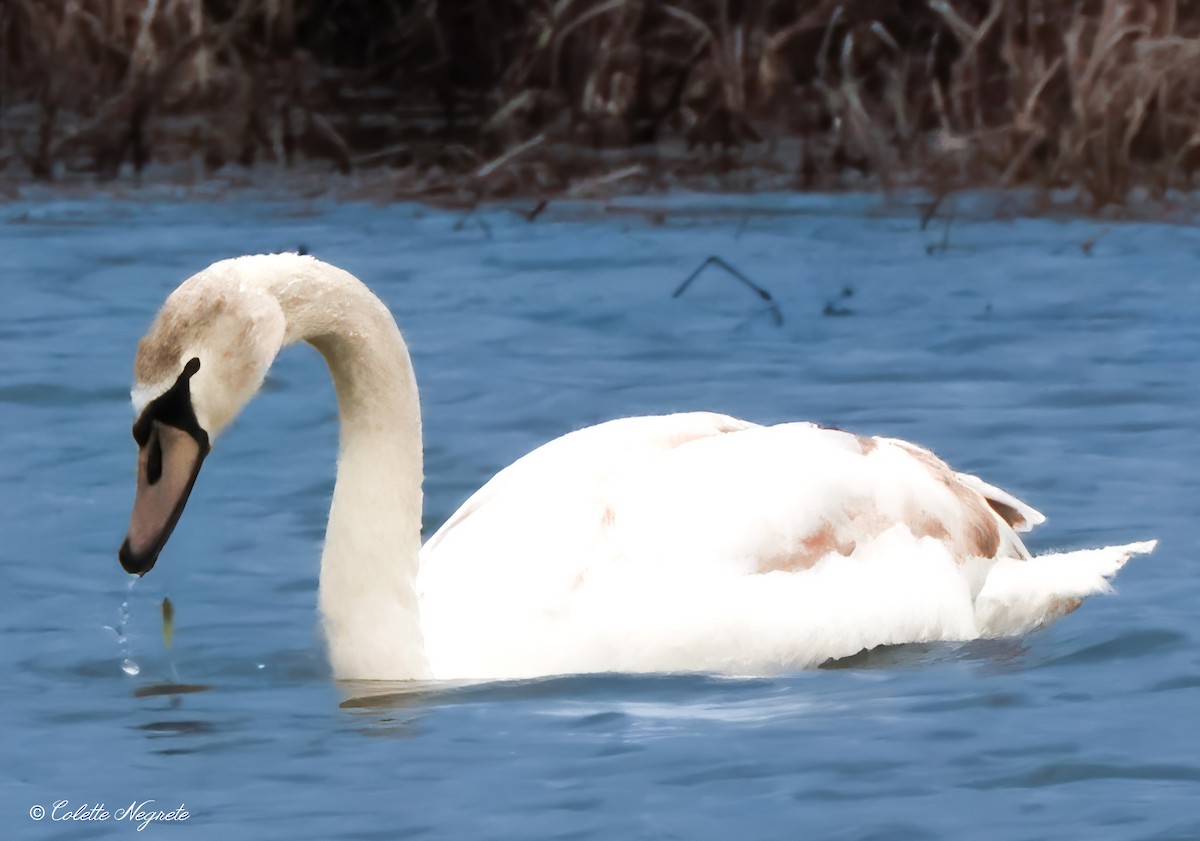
118 254 1156 681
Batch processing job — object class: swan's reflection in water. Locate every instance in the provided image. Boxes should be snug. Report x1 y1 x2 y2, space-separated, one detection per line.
338 679 451 710
337 637 1033 718
819 637 1030 670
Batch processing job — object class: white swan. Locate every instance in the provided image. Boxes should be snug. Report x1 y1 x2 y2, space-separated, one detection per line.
119 254 1156 681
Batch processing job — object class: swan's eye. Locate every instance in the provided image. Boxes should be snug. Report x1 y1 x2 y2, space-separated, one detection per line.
146 431 163 485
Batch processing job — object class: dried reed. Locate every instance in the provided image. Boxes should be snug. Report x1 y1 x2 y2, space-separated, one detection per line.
3 0 1200 206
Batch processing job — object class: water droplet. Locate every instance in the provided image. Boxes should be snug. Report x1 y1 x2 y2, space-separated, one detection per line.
256 664 266 670
114 580 139 677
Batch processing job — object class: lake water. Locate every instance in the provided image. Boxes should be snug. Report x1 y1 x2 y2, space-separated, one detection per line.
1 193 1197 840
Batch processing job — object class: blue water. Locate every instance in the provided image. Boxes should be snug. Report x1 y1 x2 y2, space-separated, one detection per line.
1 194 1197 840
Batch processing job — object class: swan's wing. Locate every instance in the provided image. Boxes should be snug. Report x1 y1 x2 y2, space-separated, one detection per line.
421 417 1033 582
598 427 1031 577
421 411 758 556
950 470 1046 532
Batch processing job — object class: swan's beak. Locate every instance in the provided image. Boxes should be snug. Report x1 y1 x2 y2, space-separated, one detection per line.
119 419 208 575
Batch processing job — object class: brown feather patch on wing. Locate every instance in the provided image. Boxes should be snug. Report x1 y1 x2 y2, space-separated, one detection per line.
757 520 858 573
984 498 1027 530
755 436 1010 576
895 443 1001 560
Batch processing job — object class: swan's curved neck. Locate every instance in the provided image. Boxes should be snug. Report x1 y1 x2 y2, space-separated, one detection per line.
261 257 430 680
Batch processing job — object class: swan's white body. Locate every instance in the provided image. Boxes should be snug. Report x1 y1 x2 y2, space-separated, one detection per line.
129 254 1155 681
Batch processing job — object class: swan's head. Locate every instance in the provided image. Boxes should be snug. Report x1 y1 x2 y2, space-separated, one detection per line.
119 263 287 575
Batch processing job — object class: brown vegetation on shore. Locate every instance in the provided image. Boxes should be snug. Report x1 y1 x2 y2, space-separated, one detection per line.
2 0 1199 205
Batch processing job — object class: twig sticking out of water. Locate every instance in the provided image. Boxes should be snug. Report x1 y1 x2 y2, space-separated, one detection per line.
919 191 948 231
673 256 784 326
453 209 493 239
925 208 955 255
1080 228 1109 256
525 199 549 222
822 285 855 317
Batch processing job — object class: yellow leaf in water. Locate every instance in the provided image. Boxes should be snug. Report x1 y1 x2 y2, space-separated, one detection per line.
161 597 175 651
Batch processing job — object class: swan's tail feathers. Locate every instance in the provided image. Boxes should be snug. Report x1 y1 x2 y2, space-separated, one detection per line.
974 540 1157 638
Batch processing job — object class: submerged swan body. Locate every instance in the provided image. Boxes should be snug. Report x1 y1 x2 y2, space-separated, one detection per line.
120 254 1156 680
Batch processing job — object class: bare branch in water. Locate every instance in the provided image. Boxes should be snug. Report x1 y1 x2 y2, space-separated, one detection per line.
919 191 948 231
673 256 784 326
525 199 549 222
453 209 493 239
1080 228 1109 256
926 206 955 255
